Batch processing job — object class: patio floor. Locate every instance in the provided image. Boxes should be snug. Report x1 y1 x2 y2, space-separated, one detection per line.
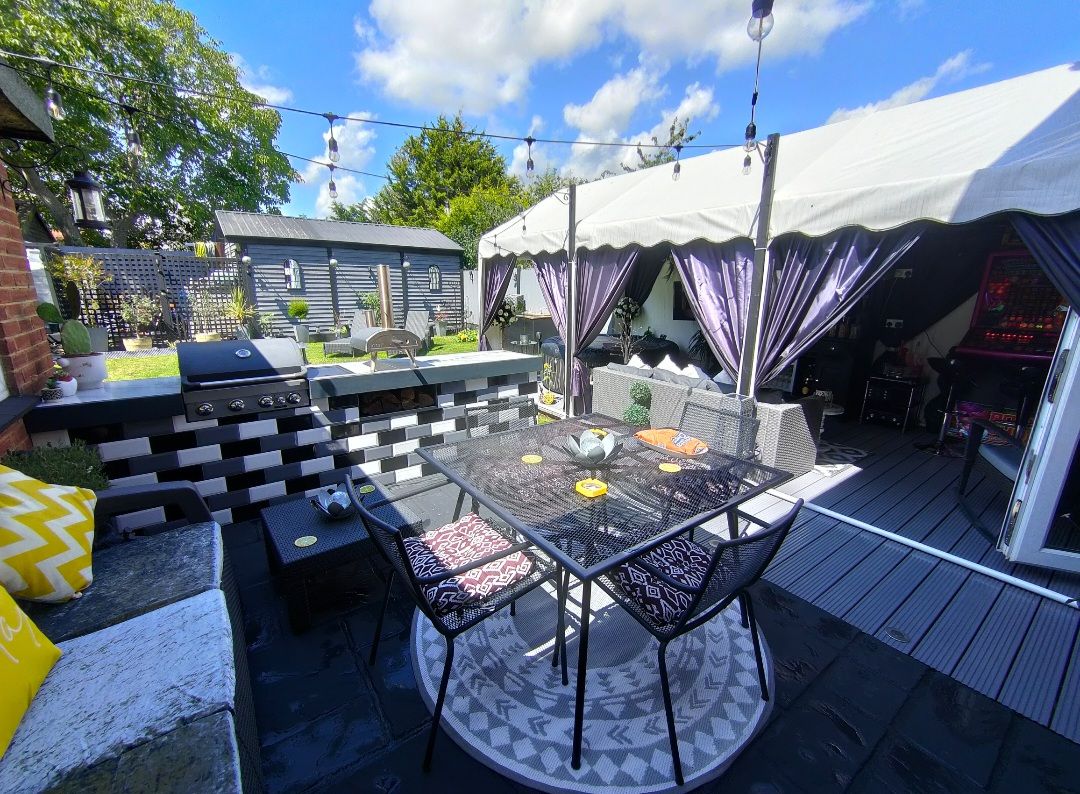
738 419 1080 745
224 459 1080 793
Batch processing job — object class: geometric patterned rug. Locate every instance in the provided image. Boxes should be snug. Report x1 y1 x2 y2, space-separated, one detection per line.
411 580 772 793
814 441 870 477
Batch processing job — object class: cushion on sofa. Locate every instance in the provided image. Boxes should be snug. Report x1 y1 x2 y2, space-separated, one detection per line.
0 589 235 794
655 355 684 374
0 465 97 603
0 588 61 759
21 521 223 643
606 363 653 378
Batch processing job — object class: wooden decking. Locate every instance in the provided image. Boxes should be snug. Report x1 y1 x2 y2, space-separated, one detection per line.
726 422 1080 743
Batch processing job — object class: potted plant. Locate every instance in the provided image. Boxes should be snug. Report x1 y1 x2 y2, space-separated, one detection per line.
119 293 159 351
225 286 256 338
287 299 310 343
433 304 450 336
359 292 380 327
41 363 77 401
188 289 221 342
489 298 516 349
613 295 643 364
37 303 108 390
47 252 111 352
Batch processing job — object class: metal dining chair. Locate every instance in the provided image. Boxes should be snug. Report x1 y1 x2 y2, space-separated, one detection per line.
594 498 803 785
679 398 760 460
345 476 563 772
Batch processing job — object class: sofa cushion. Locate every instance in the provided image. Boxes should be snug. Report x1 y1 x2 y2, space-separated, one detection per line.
21 521 222 643
0 589 235 794
0 465 97 603
626 355 650 369
0 588 61 759
649 369 697 388
655 355 684 374
605 363 652 378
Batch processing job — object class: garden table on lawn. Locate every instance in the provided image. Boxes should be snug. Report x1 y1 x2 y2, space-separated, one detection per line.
417 414 790 770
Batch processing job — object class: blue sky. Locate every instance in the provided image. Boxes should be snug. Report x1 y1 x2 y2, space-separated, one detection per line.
178 0 1078 218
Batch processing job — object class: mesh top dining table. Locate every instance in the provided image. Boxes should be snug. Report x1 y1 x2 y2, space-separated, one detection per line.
417 413 791 769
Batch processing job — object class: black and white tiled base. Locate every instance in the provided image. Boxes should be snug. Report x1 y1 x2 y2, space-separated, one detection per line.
32 372 537 531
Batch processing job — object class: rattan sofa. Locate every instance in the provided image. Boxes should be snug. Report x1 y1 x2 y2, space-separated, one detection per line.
593 364 820 476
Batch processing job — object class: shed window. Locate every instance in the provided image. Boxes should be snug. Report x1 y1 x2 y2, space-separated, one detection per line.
428 265 441 292
284 258 302 290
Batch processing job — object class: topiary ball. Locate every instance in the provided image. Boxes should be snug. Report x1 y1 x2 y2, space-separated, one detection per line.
623 403 650 427
629 380 652 408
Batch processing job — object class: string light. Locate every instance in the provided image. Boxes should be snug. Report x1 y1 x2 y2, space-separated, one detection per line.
742 0 772 174
743 153 753 175
747 0 775 42
43 68 64 120
524 136 535 173
672 143 683 180
324 113 340 163
327 163 338 199
122 104 143 159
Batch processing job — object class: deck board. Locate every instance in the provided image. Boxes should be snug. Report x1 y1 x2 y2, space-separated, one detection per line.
757 421 1080 744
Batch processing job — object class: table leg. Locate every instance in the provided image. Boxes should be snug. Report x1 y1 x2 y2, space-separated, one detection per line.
571 578 591 770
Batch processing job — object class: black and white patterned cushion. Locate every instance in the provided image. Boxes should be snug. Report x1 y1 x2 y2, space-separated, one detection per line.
613 536 711 625
403 513 534 616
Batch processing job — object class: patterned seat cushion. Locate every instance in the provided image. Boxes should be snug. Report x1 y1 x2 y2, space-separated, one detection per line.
402 514 534 616
613 536 711 625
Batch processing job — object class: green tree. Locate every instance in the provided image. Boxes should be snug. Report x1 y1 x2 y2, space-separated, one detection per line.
1 0 295 248
328 200 374 223
368 113 513 228
620 117 699 173
437 184 525 270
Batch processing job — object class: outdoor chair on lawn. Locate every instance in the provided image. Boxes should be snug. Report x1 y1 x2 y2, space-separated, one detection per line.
345 476 562 771
404 309 432 354
595 498 803 785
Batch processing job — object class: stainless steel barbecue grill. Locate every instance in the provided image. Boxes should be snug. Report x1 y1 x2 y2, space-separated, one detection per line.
177 338 310 422
351 327 422 368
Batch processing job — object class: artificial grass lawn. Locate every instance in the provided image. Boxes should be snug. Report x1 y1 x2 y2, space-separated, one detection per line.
104 336 479 381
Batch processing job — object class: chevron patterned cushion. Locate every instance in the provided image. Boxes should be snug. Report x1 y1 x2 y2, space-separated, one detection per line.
403 514 533 616
0 465 97 603
614 536 711 625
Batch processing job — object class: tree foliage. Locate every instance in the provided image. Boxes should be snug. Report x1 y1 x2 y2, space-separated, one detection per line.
1 0 295 248
621 117 698 173
366 113 513 229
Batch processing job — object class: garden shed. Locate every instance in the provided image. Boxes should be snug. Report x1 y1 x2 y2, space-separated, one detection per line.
214 210 464 335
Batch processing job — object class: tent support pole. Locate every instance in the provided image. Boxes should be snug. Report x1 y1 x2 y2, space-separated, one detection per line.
476 255 484 341
565 184 577 418
737 133 780 397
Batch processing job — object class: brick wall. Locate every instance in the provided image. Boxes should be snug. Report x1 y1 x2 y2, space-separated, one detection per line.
0 420 31 452
0 162 53 397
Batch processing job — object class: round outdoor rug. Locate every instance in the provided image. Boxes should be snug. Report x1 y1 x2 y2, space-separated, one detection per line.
410 580 772 793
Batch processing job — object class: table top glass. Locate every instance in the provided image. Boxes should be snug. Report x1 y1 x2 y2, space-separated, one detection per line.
418 415 790 579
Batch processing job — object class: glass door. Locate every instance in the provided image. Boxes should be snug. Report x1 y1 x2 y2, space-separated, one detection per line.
1000 310 1080 571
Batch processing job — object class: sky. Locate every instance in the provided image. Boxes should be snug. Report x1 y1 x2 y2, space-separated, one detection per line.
177 0 1078 219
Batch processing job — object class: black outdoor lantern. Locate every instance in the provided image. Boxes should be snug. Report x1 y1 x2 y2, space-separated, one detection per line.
65 170 109 230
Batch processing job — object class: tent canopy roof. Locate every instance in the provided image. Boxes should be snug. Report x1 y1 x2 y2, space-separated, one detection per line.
480 63 1080 260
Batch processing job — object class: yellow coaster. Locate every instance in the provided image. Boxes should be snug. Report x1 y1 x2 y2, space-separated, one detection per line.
357 484 376 495
659 462 682 473
294 535 318 548
521 454 543 464
575 478 608 498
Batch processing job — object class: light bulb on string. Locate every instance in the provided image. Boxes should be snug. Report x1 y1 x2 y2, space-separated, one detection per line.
122 105 143 159
325 113 340 163
743 153 753 176
672 143 683 180
524 136 535 173
747 0 774 41
744 121 757 153
327 164 338 199
43 70 65 121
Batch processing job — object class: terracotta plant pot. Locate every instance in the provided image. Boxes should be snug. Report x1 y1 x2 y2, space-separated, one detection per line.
293 324 310 343
58 352 107 390
122 337 153 351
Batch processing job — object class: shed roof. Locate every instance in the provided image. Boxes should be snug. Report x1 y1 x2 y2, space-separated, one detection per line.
214 210 463 253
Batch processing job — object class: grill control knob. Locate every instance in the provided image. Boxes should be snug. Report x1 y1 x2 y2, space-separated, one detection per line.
258 396 274 408
274 395 287 407
228 399 245 412
197 403 214 416
286 392 302 404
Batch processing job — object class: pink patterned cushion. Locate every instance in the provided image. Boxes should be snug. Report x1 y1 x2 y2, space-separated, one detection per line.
403 513 534 616
613 536 711 625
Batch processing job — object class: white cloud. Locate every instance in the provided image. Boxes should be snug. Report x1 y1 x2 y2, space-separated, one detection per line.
352 0 868 113
828 50 992 123
300 111 379 217
564 82 719 178
563 62 666 138
895 0 925 19
230 53 294 105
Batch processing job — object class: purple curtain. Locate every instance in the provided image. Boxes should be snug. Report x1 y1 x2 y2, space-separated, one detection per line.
670 240 756 378
1011 213 1080 310
757 226 923 382
533 249 639 397
477 255 516 351
623 250 666 306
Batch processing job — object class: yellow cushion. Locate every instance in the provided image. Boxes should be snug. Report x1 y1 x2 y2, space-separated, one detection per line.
0 465 97 603
0 586 61 758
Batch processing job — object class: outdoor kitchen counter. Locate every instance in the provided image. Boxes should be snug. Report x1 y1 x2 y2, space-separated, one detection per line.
307 350 540 400
24 351 540 433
